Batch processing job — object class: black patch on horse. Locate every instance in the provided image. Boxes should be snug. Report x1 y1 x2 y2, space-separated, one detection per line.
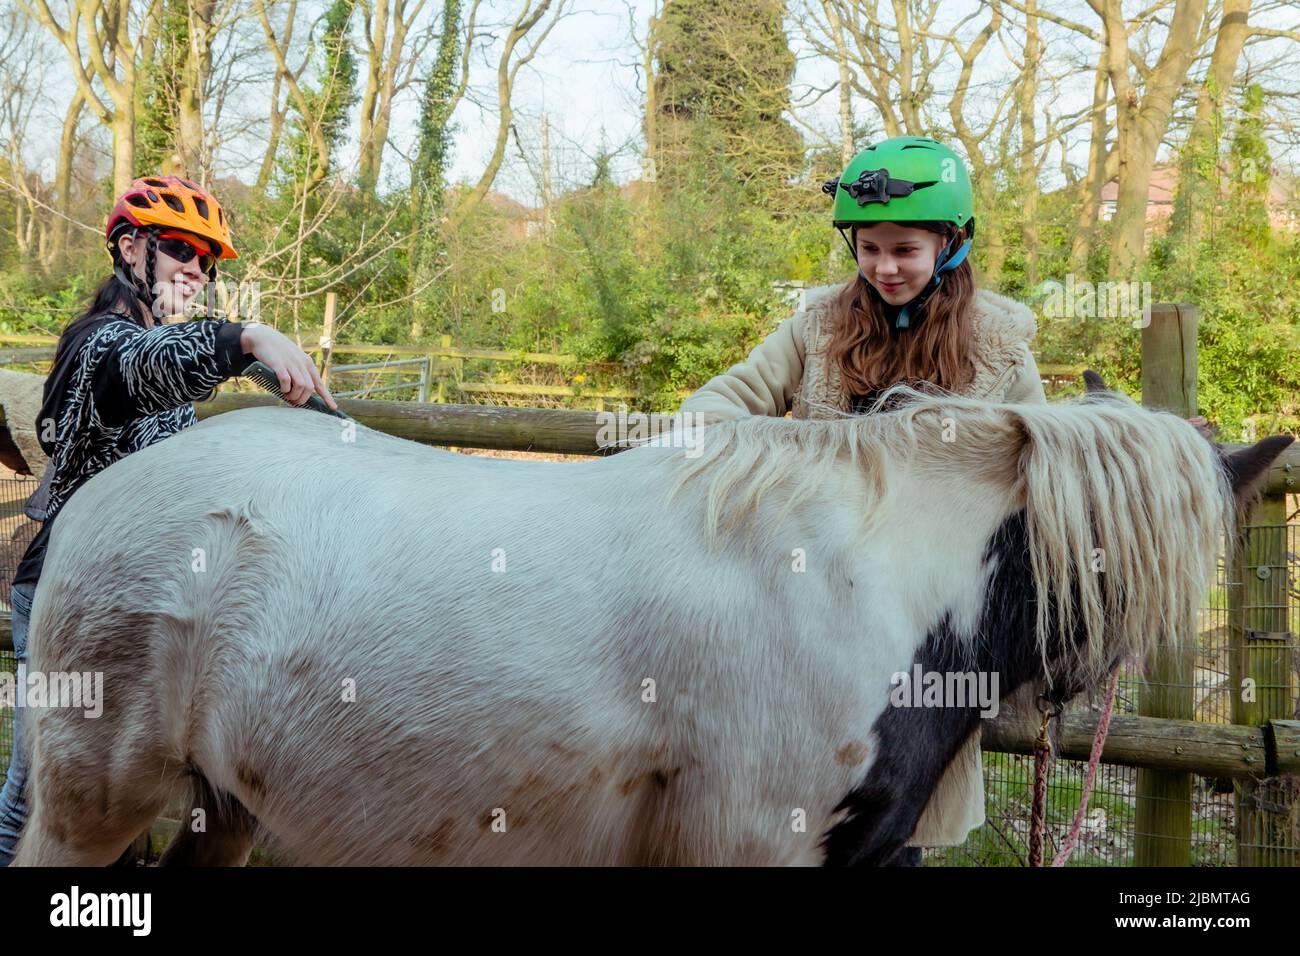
821 508 1097 866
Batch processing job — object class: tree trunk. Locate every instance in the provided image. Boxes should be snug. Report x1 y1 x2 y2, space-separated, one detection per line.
111 104 137 196
1169 0 1251 258
176 0 215 179
1099 0 1209 277
1070 59 1111 275
821 0 854 167
1109 126 1156 278
28 0 151 197
358 0 391 196
254 0 299 193
50 88 86 265
446 0 556 231
977 177 1006 285
410 0 465 318
1017 0 1041 286
642 1 663 183
14 198 28 257
942 2 1006 282
257 74 287 193
890 0 921 132
254 0 331 191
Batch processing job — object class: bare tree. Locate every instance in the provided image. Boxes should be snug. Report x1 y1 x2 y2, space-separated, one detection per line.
19 0 166 194
1091 0 1210 276
445 0 571 231
0 5 53 261
1170 0 1264 257
800 1 1026 279
804 0 939 137
175 0 248 179
253 0 318 191
634 0 663 183
49 88 87 263
1069 54 1113 274
1015 0 1041 284
818 0 856 167
357 0 433 196
938 1 1017 282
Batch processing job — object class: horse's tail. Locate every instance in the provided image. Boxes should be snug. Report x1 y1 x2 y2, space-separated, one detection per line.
157 771 261 867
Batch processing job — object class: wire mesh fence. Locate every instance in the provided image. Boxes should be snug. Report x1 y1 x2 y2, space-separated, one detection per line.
935 503 1300 866
0 470 39 779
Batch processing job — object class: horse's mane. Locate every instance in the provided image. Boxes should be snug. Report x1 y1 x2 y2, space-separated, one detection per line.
659 384 1234 691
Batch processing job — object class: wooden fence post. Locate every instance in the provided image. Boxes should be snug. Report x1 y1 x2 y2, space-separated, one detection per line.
320 292 336 388
435 334 454 404
1135 302 1198 865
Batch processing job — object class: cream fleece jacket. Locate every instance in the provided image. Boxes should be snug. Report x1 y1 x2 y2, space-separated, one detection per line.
681 283 1047 422
678 281 1049 849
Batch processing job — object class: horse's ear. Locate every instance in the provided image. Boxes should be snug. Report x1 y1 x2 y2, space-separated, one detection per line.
1221 435 1295 512
1082 370 1107 393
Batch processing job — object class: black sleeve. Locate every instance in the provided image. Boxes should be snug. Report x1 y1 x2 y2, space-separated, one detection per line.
87 318 255 428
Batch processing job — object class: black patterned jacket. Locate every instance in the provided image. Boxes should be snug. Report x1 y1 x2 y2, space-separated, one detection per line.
12 310 253 588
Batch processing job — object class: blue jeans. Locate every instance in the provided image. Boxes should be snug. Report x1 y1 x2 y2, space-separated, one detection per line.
0 581 37 866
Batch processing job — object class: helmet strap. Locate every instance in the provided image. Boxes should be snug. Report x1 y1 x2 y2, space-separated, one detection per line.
933 230 970 276
113 263 153 319
836 226 856 262
845 224 971 331
111 227 161 322
892 229 971 330
204 262 218 318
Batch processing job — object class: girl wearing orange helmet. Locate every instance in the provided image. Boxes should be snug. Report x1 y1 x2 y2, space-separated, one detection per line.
0 176 335 866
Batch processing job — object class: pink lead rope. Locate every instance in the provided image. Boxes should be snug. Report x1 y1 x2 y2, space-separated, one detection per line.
1029 668 1122 867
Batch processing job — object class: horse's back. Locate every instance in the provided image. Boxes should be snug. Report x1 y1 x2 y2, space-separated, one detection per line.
35 408 705 863
32 408 872 864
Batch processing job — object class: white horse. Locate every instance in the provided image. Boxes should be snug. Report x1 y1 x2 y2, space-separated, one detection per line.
13 374 1292 866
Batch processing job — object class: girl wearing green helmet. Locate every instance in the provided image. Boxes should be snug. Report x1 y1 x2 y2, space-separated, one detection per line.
682 134 1046 424
680 136 1213 863
679 135 1048 862
827 135 976 334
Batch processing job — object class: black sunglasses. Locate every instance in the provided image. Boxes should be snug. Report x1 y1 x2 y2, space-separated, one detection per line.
157 234 217 272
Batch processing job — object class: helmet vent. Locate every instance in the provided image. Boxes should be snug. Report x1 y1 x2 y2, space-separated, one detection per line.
180 179 200 191
902 143 936 150
193 196 209 219
143 178 170 188
126 194 152 208
160 192 186 214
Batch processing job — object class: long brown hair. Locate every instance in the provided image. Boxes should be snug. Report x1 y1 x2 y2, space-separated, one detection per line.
827 221 977 400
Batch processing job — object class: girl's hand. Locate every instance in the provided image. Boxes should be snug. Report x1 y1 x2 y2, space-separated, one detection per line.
1187 415 1214 441
240 324 338 411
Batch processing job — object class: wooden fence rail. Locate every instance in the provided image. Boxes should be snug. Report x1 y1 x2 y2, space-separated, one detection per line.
0 333 1088 409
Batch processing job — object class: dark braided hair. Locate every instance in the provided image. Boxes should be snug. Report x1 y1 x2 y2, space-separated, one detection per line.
107 225 159 324
142 228 160 320
204 260 218 317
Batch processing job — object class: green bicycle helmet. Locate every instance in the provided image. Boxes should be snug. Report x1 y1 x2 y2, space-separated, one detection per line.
822 136 975 329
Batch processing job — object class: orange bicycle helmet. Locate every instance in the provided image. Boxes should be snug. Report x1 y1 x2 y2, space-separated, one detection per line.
106 175 237 259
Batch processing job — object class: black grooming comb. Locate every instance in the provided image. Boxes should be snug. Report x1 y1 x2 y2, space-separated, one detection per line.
241 360 352 420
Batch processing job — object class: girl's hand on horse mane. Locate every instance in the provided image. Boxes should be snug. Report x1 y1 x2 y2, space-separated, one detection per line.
1187 415 1215 441
240 324 338 411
